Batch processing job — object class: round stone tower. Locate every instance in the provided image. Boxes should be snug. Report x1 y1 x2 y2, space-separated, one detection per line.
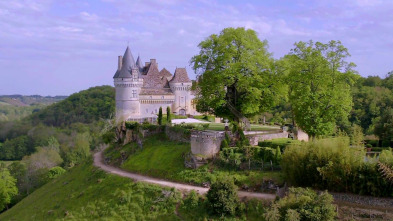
169 68 192 116
113 46 143 122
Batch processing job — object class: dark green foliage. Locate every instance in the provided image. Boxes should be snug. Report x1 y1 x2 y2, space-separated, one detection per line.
0 136 33 160
29 86 115 127
158 107 163 125
166 106 171 124
206 177 240 216
265 187 336 221
374 107 393 146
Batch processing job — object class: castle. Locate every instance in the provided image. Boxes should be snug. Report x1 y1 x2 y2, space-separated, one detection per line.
113 46 199 122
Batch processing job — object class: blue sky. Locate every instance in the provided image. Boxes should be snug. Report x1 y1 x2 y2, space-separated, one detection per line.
0 0 392 95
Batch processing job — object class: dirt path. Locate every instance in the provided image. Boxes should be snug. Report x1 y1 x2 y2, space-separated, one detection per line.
93 150 276 200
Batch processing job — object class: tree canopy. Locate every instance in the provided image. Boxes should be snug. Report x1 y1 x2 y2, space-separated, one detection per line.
191 27 283 122
0 165 18 211
283 40 358 137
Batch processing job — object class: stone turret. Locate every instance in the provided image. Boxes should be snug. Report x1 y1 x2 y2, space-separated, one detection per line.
169 68 192 116
113 46 143 122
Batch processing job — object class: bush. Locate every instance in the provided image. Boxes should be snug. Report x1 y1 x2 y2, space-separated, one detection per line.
282 137 393 196
265 187 336 221
206 177 240 217
47 166 66 179
182 190 200 209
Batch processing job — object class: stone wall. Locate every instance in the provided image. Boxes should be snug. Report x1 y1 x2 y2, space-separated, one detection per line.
190 130 225 158
247 131 289 146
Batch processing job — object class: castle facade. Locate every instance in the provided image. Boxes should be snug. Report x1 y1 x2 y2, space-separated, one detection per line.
113 46 199 122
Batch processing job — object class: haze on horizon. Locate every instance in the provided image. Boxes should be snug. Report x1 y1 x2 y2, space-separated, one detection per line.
0 0 392 96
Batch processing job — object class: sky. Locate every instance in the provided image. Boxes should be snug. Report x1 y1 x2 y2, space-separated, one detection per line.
0 0 392 96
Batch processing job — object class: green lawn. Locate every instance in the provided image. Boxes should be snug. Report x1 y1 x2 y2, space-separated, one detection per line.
187 123 280 131
115 134 283 189
121 134 190 180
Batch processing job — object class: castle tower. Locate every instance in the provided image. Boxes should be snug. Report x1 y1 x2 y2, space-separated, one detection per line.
169 68 192 116
113 46 143 122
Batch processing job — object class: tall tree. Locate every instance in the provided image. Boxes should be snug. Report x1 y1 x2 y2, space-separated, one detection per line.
283 40 358 137
158 107 163 125
166 107 171 124
191 27 283 125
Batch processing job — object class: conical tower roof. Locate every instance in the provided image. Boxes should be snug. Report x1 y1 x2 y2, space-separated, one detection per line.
169 68 191 83
136 55 143 68
116 46 136 78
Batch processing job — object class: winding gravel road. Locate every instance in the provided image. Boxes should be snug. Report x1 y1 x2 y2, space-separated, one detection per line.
93 150 276 200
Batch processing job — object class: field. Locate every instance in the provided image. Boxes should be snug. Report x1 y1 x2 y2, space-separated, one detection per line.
106 134 284 189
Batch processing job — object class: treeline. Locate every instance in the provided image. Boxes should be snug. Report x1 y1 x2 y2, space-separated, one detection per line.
0 104 45 122
264 72 393 145
0 85 114 146
0 86 115 211
0 125 98 211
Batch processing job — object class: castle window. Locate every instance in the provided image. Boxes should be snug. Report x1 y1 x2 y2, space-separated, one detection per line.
161 96 164 99
146 109 148 113
150 96 152 99
132 90 137 98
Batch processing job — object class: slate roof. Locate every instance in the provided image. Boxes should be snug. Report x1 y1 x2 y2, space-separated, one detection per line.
169 68 191 83
136 55 144 73
114 46 137 78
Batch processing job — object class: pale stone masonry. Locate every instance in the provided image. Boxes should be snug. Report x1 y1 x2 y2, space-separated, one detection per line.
113 46 200 122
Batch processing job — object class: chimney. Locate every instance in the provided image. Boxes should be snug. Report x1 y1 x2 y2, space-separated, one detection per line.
145 62 150 67
118 56 123 70
150 59 156 64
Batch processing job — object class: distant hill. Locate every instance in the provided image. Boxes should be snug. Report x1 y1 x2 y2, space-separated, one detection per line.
28 86 115 127
0 95 67 106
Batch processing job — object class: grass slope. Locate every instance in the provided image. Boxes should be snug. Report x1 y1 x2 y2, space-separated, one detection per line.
120 134 190 180
108 134 283 189
0 159 181 221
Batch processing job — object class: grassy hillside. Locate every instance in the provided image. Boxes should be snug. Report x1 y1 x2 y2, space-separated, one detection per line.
0 159 181 221
0 158 272 221
105 134 283 188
